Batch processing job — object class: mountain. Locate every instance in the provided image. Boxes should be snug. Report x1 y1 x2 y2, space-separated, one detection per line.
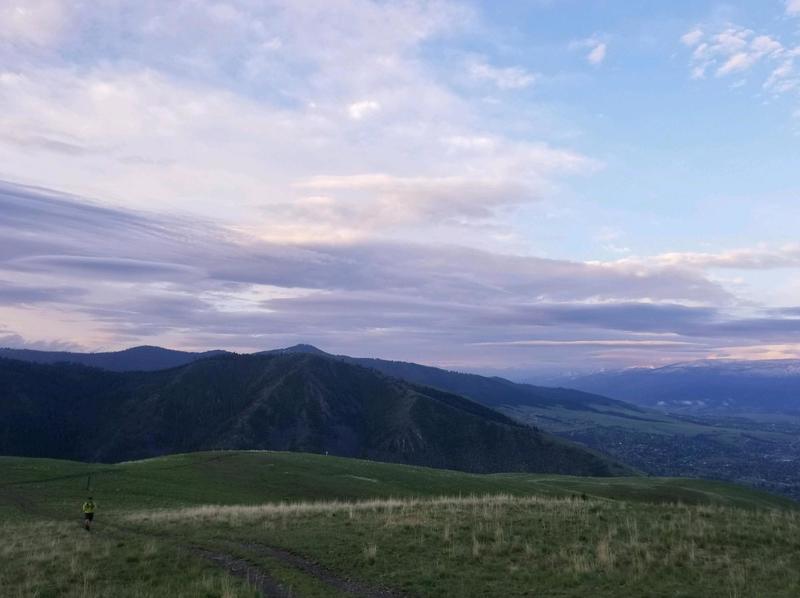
0 342 679 425
268 345 668 423
0 352 627 476
273 346 715 436
0 345 227 372
552 359 800 415
274 347 800 500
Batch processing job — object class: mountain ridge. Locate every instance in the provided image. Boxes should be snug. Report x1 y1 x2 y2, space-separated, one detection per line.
0 352 628 476
0 345 227 372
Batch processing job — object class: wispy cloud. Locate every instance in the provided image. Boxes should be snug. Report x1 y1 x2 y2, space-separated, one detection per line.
587 43 607 65
348 100 381 120
472 340 699 347
615 244 800 270
681 29 703 47
681 23 794 90
0 0 69 47
570 36 608 66
468 57 537 89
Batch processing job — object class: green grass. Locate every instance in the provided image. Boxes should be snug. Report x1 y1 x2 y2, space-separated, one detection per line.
128 494 800 598
0 450 796 597
0 451 792 517
0 519 258 598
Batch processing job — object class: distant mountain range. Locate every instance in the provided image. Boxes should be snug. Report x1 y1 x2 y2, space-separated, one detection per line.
550 359 800 415
0 351 627 476
0 345 226 372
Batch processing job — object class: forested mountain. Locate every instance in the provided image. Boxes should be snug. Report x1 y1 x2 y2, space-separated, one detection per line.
0 353 627 476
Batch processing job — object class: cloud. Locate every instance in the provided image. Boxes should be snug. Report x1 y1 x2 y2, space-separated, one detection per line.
348 100 381 120
0 280 85 305
587 43 607 65
0 2 588 240
570 37 608 66
10 256 204 281
0 329 82 352
0 0 69 47
279 137 597 229
682 25 790 86
616 245 800 270
0 180 754 366
0 180 724 303
294 174 533 224
787 0 800 17
765 61 799 94
468 58 537 89
681 29 703 47
472 339 699 347
4 179 800 371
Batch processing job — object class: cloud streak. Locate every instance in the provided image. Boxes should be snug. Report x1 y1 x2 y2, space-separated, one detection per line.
2 180 798 371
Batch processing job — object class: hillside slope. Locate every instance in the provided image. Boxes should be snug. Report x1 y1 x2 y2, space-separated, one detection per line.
0 353 627 476
1 451 790 519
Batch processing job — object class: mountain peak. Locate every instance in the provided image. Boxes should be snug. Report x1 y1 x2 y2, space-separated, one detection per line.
273 344 330 356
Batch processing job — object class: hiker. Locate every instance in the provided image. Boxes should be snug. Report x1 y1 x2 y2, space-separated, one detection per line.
82 496 96 531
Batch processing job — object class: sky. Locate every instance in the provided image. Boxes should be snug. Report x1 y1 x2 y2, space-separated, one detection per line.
2 0 800 376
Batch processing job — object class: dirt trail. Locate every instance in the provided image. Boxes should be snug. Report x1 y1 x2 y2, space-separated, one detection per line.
192 546 295 598
224 541 406 598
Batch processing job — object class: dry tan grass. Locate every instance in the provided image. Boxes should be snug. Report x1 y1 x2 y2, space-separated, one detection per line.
124 493 591 525
364 542 378 562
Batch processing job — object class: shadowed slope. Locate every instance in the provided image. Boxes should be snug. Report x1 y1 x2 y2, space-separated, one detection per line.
0 353 628 475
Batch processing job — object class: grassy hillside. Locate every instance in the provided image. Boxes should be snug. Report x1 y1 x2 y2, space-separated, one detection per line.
0 451 796 597
1 451 790 518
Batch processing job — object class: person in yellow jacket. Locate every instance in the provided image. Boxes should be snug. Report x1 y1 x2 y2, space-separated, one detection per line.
82 496 96 531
